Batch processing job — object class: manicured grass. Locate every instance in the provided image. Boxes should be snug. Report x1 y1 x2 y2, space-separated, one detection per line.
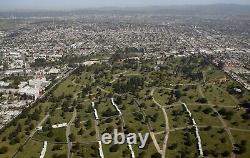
179 85 202 103
49 110 72 125
99 117 123 135
166 129 198 158
199 127 232 158
155 132 165 150
153 88 172 106
44 143 67 158
71 119 96 143
0 133 26 158
139 99 166 132
16 140 43 158
215 107 250 130
188 104 223 126
165 105 191 129
131 137 159 158
33 128 67 143
231 131 250 158
95 98 118 119
103 144 129 157
206 69 227 83
53 76 80 97
122 112 148 134
71 142 99 158
202 85 238 107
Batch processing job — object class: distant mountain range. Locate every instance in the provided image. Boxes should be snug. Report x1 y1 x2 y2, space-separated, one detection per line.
0 4 250 18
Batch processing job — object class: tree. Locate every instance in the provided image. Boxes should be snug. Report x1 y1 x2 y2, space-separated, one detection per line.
151 152 161 158
221 151 230 157
74 117 80 128
89 130 96 136
69 134 75 142
116 96 123 105
85 120 92 130
0 146 8 154
168 143 177 150
122 149 130 157
74 142 80 150
109 144 119 152
52 144 63 151
196 97 208 104
202 107 213 114
47 129 54 137
174 90 181 99
78 128 84 135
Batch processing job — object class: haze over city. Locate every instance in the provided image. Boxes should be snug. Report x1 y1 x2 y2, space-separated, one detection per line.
0 0 250 10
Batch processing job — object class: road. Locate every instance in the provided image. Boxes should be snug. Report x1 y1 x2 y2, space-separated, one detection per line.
150 132 162 153
151 88 170 158
30 114 50 138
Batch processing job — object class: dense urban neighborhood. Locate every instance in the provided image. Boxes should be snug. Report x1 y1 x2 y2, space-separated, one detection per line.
0 4 250 158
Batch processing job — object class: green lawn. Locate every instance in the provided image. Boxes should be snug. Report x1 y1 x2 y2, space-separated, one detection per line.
44 143 67 158
16 140 43 158
33 128 67 143
199 127 232 158
153 88 172 106
203 85 238 107
71 142 99 158
53 76 80 97
231 131 250 158
166 129 198 158
165 105 191 129
188 104 223 126
179 85 202 103
49 110 72 125
215 107 250 130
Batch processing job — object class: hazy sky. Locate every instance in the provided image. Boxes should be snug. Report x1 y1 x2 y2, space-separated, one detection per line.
0 0 250 11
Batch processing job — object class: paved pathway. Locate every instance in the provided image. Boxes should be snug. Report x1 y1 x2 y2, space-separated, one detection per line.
30 114 50 138
151 88 170 158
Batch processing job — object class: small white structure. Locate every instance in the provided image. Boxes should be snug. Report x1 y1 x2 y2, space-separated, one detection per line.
92 102 99 120
36 126 43 131
98 140 104 158
111 98 122 116
127 137 135 158
182 103 203 156
39 141 47 158
52 123 67 129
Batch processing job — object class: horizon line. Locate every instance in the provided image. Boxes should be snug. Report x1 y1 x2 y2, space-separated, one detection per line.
1 3 250 12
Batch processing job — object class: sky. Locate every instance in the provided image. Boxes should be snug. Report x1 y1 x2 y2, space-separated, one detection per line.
0 0 250 11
